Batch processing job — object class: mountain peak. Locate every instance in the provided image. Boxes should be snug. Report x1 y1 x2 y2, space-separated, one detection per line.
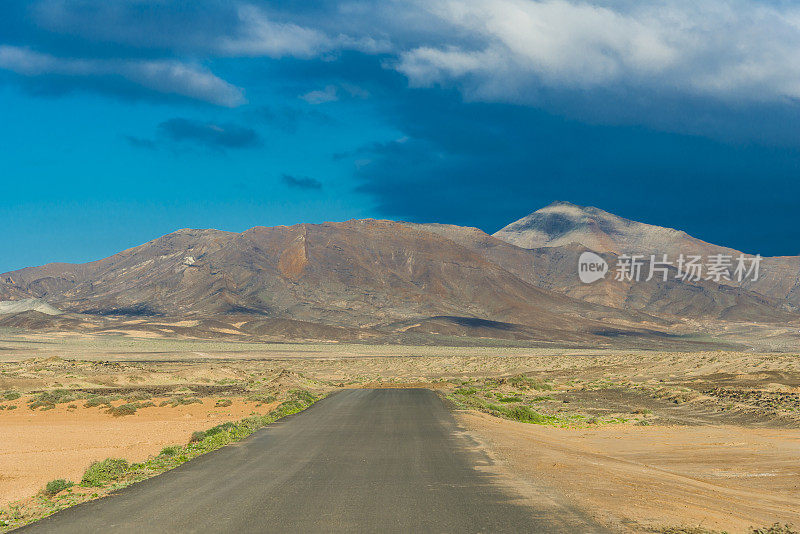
493 201 736 257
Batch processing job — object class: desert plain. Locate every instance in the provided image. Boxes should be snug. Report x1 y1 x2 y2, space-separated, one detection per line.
0 329 798 533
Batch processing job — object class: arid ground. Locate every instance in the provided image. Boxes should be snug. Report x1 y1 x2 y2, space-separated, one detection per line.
1 329 798 533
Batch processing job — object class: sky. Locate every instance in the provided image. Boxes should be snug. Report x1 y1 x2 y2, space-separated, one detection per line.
2 0 800 273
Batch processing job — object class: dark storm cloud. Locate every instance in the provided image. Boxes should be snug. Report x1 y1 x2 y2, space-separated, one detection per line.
282 174 323 190
345 92 800 256
158 118 261 149
6 0 800 114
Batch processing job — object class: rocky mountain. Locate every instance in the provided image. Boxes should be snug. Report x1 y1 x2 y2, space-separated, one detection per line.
493 201 800 308
493 201 738 257
0 220 674 345
0 207 798 347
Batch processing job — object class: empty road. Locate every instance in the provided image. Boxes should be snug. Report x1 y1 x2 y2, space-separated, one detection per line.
17 389 606 533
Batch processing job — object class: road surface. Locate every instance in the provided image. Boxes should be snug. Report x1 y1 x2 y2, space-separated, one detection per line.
17 389 606 533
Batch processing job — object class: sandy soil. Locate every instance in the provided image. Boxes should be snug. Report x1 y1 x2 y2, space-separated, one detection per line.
0 398 277 505
458 411 800 533
1 335 798 532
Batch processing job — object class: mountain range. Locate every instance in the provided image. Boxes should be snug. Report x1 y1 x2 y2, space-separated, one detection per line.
1 202 798 349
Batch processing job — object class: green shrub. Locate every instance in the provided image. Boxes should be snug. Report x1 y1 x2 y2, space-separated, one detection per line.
43 479 73 496
199 430 233 449
160 446 181 457
81 458 129 487
246 394 276 404
288 389 316 404
508 375 553 391
125 391 152 402
106 403 137 417
29 389 78 407
189 431 206 443
160 396 202 407
505 405 556 424
3 391 21 401
205 422 235 436
85 396 109 408
750 523 799 534
496 395 522 403
215 399 233 407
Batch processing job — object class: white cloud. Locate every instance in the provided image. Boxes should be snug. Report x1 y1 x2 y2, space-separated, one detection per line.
300 85 339 104
10 0 800 108
394 0 800 103
218 5 392 58
0 46 245 107
218 5 333 58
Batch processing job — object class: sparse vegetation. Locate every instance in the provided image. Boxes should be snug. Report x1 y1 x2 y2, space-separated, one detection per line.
246 394 276 404
215 399 233 407
81 459 130 487
42 479 73 496
159 446 181 457
3 392 20 401
750 524 798 534
450 390 561 425
508 375 553 391
85 396 114 408
160 396 202 408
106 403 138 417
28 389 82 410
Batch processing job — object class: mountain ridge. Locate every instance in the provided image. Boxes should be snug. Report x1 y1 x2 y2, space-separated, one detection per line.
1 206 798 348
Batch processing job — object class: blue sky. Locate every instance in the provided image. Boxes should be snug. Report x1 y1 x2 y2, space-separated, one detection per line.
2 0 800 272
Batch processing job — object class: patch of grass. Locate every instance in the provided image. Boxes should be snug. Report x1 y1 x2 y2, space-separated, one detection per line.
503 405 559 424
450 391 560 425
205 422 236 436
106 404 138 417
750 524 798 534
3 392 20 401
215 399 233 407
246 394 275 404
81 459 130 487
659 527 727 534
496 395 522 403
125 391 152 402
42 479 73 496
159 446 181 457
189 431 206 443
159 396 202 407
28 389 81 410
507 375 553 391
288 389 316 404
84 396 113 408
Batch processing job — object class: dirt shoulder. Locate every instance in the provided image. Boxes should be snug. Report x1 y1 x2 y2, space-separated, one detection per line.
457 411 800 533
0 396 279 505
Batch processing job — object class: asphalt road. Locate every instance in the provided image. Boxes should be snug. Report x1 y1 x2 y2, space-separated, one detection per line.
17 389 606 533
